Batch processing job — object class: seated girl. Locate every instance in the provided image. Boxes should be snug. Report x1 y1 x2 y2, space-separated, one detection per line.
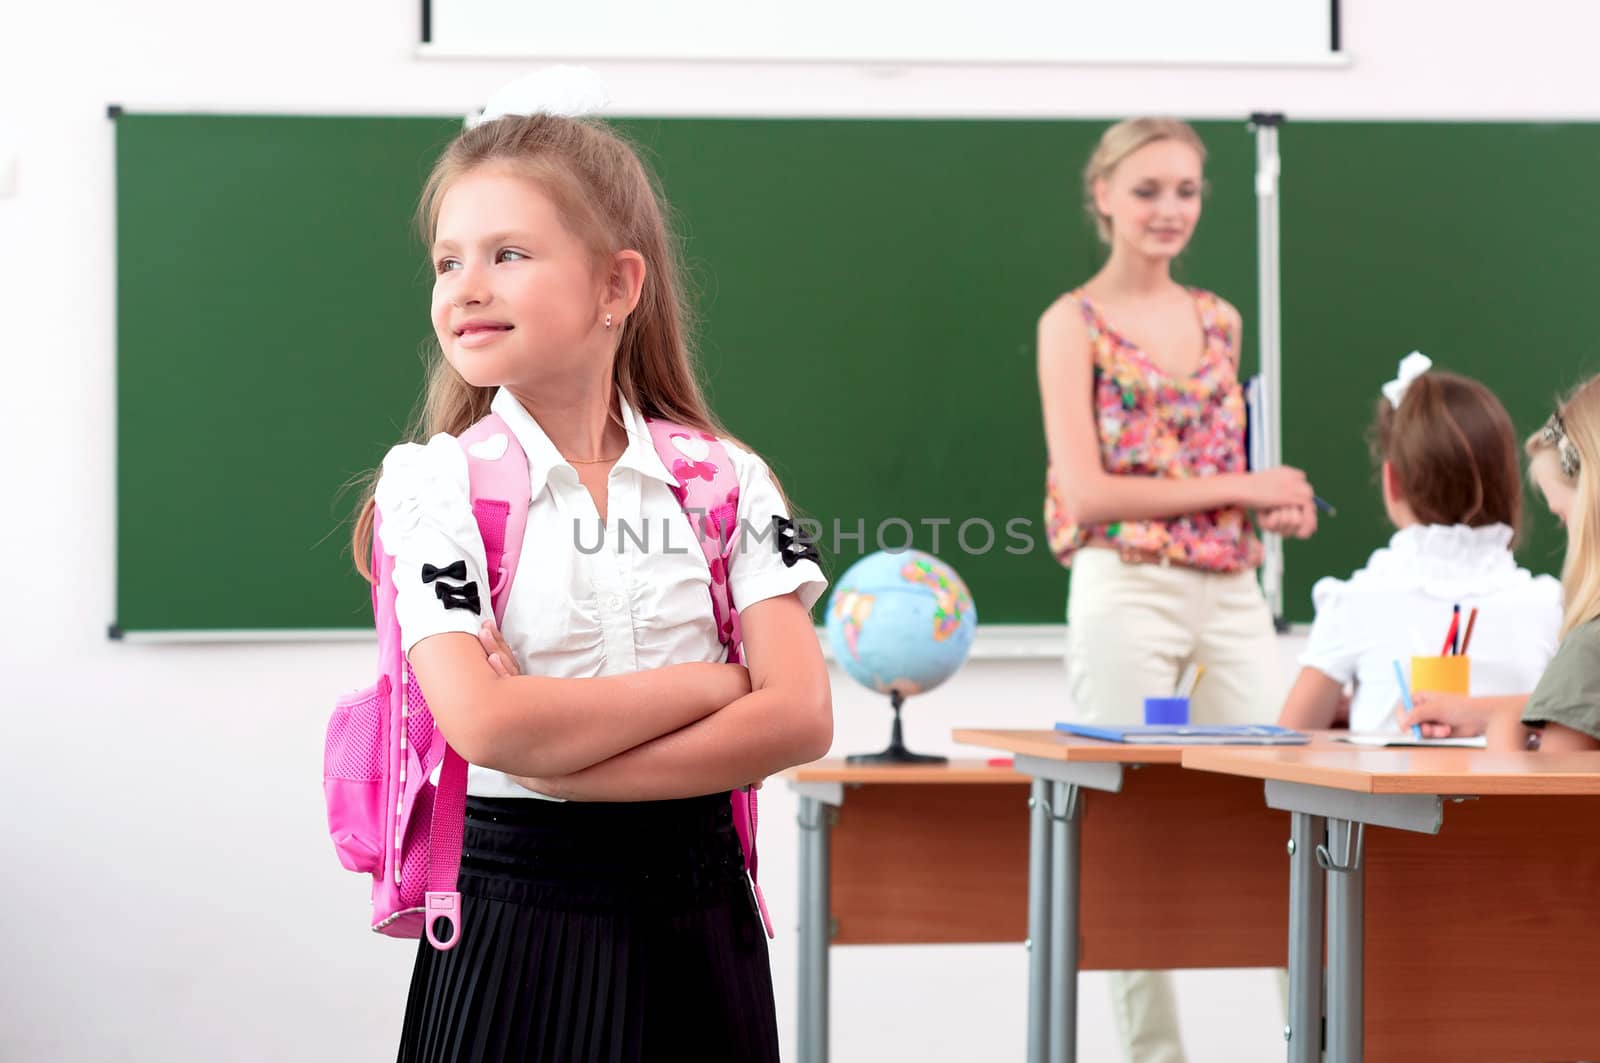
1278 354 1561 733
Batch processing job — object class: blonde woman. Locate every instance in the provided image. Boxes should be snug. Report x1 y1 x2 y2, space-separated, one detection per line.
1037 117 1318 1063
1403 374 1600 751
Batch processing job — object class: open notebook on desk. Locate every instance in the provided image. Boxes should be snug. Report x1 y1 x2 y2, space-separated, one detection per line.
1055 723 1311 746
1335 733 1488 748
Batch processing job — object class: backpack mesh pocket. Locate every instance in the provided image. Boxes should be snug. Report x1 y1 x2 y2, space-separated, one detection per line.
324 677 389 873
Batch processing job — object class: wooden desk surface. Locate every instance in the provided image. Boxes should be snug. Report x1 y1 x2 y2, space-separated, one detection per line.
785 758 1025 784
953 727 1187 763
952 727 1353 763
1182 746 1600 795
795 736 1600 1058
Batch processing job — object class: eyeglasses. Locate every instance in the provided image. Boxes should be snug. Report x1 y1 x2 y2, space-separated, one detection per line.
1540 410 1581 479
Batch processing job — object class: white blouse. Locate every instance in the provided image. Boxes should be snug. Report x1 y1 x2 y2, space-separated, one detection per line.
1299 523 1561 733
374 388 827 797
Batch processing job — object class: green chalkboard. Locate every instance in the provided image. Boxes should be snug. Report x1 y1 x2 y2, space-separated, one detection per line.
1276 122 1594 621
114 114 1260 633
116 116 460 633
117 114 1586 635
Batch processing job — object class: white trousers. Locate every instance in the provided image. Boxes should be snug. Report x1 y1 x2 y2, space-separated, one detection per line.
1064 549 1283 1063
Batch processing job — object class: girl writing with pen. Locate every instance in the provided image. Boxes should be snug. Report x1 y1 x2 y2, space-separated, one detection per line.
1401 372 1600 751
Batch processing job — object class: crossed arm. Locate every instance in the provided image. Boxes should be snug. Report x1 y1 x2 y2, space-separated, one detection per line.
407 590 833 800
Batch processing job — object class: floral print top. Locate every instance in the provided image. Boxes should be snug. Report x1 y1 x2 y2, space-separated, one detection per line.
1045 287 1262 573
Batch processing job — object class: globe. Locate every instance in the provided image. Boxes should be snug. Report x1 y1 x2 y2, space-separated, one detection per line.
824 549 978 764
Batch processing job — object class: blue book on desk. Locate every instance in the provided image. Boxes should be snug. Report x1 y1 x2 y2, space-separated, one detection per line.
1054 723 1311 745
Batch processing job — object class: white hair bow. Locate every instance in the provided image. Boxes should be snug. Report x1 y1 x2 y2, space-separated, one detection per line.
466 66 612 128
1381 351 1433 408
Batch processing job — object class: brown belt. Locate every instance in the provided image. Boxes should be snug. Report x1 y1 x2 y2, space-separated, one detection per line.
1108 545 1256 576
1115 545 1180 569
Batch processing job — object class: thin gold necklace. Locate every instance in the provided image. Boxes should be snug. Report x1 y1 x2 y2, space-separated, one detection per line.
566 453 623 464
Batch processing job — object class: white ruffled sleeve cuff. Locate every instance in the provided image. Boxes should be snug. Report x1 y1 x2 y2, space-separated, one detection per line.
374 434 490 656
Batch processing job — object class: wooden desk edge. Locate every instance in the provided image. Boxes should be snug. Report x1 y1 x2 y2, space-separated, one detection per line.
1182 747 1600 795
785 758 1026 784
1180 747 1378 793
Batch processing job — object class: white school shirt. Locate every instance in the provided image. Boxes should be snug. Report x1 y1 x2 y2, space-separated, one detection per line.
1299 523 1561 734
373 388 827 798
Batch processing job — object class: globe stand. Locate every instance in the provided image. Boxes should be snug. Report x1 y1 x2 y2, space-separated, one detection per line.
846 690 947 766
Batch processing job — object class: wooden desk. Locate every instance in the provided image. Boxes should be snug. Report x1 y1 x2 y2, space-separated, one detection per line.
952 729 1295 1063
783 759 1028 1063
1183 747 1600 1063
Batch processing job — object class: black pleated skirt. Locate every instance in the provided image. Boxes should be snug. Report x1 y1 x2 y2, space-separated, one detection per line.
396 792 780 1063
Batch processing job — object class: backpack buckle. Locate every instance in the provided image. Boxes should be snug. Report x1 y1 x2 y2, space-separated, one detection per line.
424 891 461 951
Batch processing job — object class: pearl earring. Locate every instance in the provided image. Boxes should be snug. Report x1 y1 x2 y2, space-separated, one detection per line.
604 313 613 330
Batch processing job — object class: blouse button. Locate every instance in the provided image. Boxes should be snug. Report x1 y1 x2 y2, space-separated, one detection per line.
605 594 624 611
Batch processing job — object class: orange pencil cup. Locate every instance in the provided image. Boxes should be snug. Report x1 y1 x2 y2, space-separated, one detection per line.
1410 655 1470 695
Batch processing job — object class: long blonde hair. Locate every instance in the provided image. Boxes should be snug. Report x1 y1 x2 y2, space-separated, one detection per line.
1082 117 1207 244
1532 374 1600 635
351 114 734 580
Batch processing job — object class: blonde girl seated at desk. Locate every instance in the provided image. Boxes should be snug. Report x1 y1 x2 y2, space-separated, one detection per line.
1277 355 1562 734
1403 372 1600 751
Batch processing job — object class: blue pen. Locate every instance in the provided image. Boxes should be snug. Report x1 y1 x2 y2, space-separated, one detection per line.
1393 659 1421 739
1313 495 1337 516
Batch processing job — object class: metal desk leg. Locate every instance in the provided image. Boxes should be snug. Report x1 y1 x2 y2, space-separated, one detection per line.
796 795 831 1063
1047 780 1083 1063
1265 780 1439 1063
1285 811 1326 1063
1321 817 1365 1063
1026 777 1054 1063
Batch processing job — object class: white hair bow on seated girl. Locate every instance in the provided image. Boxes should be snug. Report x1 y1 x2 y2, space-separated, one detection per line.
1382 350 1433 408
467 65 611 127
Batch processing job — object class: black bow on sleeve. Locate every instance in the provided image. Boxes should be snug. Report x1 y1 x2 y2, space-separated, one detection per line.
422 560 468 584
772 516 820 568
434 580 481 615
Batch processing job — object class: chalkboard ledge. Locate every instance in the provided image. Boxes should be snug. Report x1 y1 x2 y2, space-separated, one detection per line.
111 627 372 644
871 623 1309 660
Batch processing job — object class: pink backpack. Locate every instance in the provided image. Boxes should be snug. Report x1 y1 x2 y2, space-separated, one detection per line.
323 412 772 950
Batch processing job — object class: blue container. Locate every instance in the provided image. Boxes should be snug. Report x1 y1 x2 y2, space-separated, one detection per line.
1143 696 1191 726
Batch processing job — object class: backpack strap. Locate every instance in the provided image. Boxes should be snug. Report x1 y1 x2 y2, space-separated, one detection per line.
422 413 530 950
645 417 776 938
645 419 744 662
460 414 532 624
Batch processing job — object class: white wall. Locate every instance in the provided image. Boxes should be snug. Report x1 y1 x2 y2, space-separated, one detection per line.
427 0 1334 65
4 2 1596 1059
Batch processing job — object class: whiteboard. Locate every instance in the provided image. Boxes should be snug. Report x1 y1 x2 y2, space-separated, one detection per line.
424 0 1338 65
